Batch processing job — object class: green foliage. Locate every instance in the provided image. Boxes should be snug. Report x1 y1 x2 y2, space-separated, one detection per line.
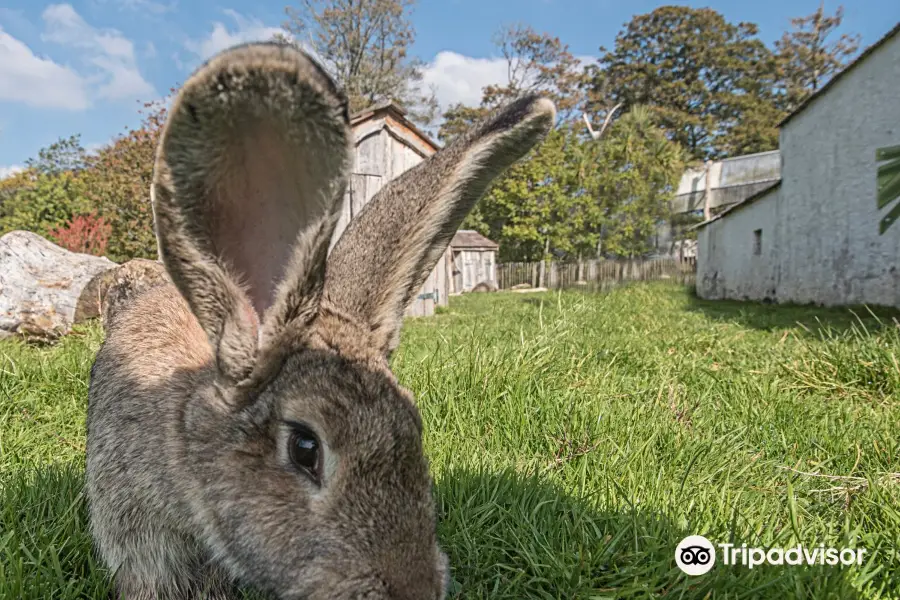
4 285 900 598
775 4 861 113
877 144 900 234
24 134 89 177
588 6 784 161
81 101 164 261
475 107 682 262
478 127 589 261
0 171 92 239
0 103 162 261
595 106 684 257
0 136 93 242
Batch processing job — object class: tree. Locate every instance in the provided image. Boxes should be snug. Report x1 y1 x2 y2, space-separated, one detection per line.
25 134 89 176
280 0 438 125
0 169 35 215
481 23 584 119
478 126 601 264
437 103 489 145
775 3 860 112
48 212 112 256
0 136 93 239
438 24 585 144
594 106 684 257
588 6 782 160
82 100 166 262
0 170 92 239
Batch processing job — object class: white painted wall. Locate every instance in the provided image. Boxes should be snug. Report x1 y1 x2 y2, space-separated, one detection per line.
697 31 900 307
697 187 782 301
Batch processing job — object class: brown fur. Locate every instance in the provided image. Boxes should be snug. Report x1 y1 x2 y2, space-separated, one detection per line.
86 40 554 600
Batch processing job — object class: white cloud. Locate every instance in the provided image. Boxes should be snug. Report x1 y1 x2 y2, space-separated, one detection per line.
421 51 509 110
186 10 284 61
0 165 25 179
103 0 176 14
41 3 155 102
0 26 90 109
421 52 596 114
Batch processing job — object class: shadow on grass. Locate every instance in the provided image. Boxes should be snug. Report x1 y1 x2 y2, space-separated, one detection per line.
683 288 900 337
0 464 883 600
436 468 877 599
0 463 270 600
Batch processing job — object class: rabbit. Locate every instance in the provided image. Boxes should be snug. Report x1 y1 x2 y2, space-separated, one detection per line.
85 41 555 600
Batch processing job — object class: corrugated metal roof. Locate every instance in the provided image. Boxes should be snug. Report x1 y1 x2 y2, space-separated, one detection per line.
690 181 782 231
675 150 781 196
451 229 499 250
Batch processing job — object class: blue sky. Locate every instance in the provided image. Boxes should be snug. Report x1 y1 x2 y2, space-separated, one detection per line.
1 0 898 175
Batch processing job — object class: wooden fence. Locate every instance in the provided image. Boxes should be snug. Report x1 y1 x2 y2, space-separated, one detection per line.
496 258 696 291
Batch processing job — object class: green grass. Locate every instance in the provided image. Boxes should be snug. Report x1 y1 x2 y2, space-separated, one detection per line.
3 282 900 599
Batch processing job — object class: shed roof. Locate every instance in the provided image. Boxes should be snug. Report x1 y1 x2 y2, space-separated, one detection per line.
451 229 499 250
690 181 781 231
779 21 900 127
350 101 441 154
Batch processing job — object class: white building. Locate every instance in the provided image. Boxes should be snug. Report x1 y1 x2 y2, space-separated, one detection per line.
654 150 781 258
695 23 900 307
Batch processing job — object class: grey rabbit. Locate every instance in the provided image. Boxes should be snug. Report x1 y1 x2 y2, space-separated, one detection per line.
85 41 555 600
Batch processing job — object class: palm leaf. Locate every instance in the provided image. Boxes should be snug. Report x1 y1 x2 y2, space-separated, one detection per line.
877 144 900 234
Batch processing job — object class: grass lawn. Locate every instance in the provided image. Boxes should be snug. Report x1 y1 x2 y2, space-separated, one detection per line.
2 282 900 599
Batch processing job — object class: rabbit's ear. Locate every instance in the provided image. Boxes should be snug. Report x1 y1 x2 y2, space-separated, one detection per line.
152 43 352 382
320 95 554 358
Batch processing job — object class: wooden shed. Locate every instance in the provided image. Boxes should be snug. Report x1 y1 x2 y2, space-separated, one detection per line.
449 230 499 293
330 101 451 317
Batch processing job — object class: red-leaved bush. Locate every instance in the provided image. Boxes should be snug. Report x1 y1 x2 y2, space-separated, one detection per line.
49 212 112 256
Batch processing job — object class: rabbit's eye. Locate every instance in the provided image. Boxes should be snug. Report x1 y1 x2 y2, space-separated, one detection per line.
288 425 321 484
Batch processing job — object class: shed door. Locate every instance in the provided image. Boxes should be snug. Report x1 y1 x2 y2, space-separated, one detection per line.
452 251 463 294
464 252 477 291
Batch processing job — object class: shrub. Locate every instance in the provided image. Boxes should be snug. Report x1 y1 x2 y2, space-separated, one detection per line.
48 212 112 256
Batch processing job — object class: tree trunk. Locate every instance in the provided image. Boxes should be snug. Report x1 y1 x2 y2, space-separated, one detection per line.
0 231 115 341
0 231 171 341
538 236 549 288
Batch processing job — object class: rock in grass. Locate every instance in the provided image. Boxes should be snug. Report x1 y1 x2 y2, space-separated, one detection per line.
471 280 499 293
0 230 115 341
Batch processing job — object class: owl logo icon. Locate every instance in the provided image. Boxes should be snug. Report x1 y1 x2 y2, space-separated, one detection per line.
675 535 716 575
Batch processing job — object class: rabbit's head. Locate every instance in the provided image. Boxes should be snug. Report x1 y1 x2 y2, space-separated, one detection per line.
151 42 554 600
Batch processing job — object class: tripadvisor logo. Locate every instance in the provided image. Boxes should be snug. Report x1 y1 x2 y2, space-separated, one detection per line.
675 535 868 576
675 535 716 575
